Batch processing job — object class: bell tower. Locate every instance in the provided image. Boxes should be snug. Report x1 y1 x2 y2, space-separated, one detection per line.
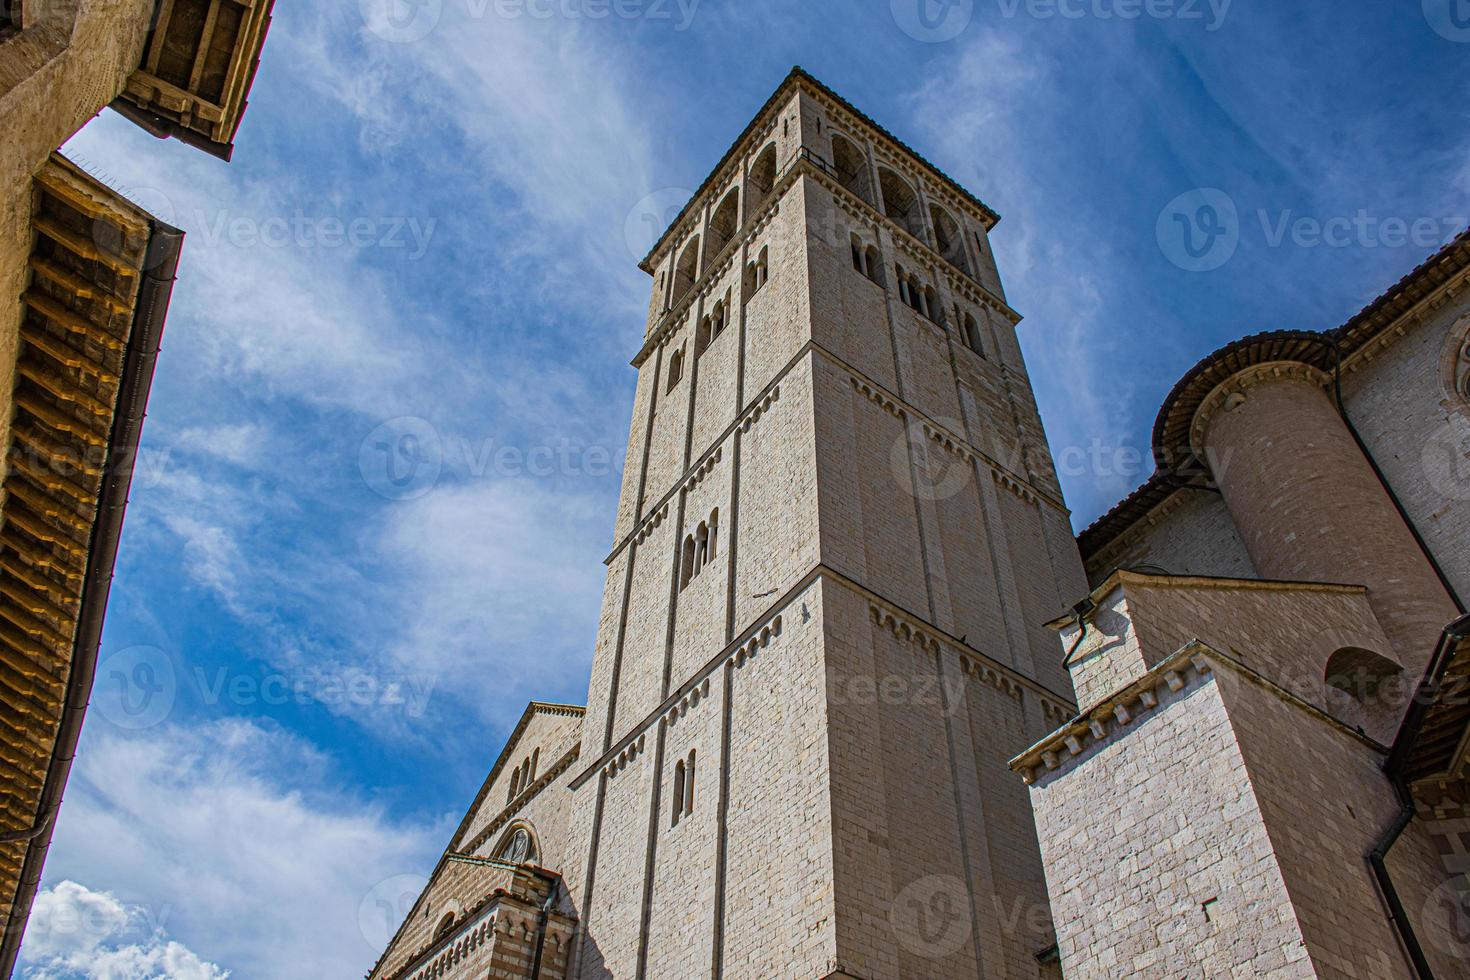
561 68 1087 979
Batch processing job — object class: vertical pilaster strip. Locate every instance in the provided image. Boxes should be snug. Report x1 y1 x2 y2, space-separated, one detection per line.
711 659 734 978
634 719 668 979
570 770 609 980
602 544 639 755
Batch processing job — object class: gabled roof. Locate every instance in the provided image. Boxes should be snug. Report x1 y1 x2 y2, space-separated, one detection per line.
1080 227 1470 563
443 701 584 853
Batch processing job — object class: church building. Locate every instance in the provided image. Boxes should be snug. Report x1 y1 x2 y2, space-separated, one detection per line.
369 68 1470 980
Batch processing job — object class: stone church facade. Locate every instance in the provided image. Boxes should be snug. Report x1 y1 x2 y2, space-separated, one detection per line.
370 68 1470 979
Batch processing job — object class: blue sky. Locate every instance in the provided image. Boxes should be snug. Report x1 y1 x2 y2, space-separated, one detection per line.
18 1 1470 976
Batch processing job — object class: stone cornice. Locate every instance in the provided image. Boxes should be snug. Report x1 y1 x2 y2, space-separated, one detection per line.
1009 641 1384 785
572 565 1077 789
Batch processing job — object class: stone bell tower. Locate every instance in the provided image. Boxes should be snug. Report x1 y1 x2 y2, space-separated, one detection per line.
560 68 1087 979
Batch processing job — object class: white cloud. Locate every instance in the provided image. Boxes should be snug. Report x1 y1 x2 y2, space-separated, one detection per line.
28 721 445 980
21 881 227 980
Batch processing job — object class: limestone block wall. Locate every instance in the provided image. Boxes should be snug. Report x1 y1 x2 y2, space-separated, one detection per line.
1340 291 1470 605
1083 488 1258 587
824 579 1069 980
1023 660 1316 977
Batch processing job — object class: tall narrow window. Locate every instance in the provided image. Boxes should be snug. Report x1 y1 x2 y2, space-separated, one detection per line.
672 237 700 307
666 347 684 392
529 748 540 782
851 235 865 274
696 315 712 355
683 750 696 816
672 759 686 826
706 189 741 265
865 246 883 286
748 144 777 217
680 534 696 589
508 765 521 802
930 205 972 277
831 135 873 205
896 265 909 305
963 313 985 356
708 509 719 561
755 247 769 290
695 522 710 574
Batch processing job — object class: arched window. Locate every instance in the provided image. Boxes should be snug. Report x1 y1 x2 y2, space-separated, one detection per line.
434 912 456 941
672 759 686 827
680 534 696 589
1324 646 1404 736
696 314 711 354
708 509 718 561
745 246 770 299
896 264 909 305
747 144 778 218
666 346 684 392
878 168 925 241
529 748 539 782
851 234 865 274
923 286 939 322
712 299 727 337
865 246 883 286
930 205 971 276
831 134 872 205
672 237 700 306
963 313 984 356
508 764 521 802
706 188 741 264
495 825 537 865
695 522 710 573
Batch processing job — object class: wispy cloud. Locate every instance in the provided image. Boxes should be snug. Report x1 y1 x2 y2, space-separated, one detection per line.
24 721 444 980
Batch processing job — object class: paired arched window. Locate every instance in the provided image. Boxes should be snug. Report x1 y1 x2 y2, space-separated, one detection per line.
679 508 720 590
878 167 926 241
666 346 684 392
698 295 729 355
745 246 770 299
705 189 741 264
671 749 697 826
831 134 872 205
894 265 934 319
930 205 971 276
